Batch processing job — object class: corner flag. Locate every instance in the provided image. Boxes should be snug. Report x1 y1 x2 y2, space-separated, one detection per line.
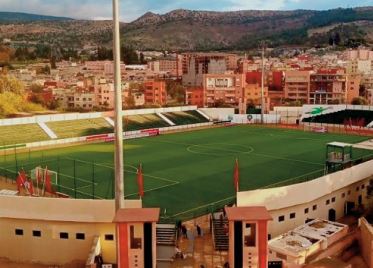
233 158 239 192
137 164 144 198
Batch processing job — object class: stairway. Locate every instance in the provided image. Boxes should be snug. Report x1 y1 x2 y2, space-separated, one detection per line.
156 224 177 246
212 213 229 251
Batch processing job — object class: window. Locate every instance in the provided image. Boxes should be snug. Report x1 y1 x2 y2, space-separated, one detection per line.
304 208 309 214
105 234 114 241
15 229 23 236
326 199 330 205
362 184 365 189
278 216 285 222
130 225 142 249
60 232 69 239
33 230 41 237
313 205 317 211
348 190 351 195
356 186 360 191
290 213 296 219
244 223 256 247
268 234 272 240
342 193 346 198
76 233 85 240
332 197 336 203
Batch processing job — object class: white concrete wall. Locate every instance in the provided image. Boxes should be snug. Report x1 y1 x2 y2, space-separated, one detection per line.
238 159 373 237
122 106 197 116
0 122 213 152
0 106 199 127
230 114 280 124
199 108 235 121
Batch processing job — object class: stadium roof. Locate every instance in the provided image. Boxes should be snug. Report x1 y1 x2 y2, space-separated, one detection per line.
113 208 160 223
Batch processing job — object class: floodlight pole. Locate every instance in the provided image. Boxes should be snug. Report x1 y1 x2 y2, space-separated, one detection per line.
112 0 125 211
260 42 265 124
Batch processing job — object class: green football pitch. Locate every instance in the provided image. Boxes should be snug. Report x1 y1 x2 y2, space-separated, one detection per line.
0 125 372 221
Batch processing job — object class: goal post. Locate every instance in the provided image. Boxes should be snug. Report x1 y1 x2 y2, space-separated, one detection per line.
30 166 58 186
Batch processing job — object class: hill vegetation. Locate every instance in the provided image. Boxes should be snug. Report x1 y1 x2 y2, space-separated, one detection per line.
0 8 372 51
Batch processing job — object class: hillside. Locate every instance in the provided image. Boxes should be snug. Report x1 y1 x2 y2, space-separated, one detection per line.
122 7 373 50
0 7 372 51
0 12 72 22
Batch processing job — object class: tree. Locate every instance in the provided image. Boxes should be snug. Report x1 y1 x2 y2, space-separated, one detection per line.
334 32 341 46
0 75 25 95
139 52 146 64
121 46 139 64
29 84 44 93
124 95 136 108
166 81 185 104
0 92 44 118
351 97 367 105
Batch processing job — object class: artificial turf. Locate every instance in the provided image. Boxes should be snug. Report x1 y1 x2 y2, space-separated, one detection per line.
0 125 372 221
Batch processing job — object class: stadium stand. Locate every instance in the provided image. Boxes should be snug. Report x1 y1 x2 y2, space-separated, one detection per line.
302 109 373 127
0 124 50 146
123 114 170 131
162 110 210 125
46 118 113 139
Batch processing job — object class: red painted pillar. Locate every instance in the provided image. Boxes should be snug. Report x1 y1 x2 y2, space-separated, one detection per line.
117 223 129 268
258 220 268 268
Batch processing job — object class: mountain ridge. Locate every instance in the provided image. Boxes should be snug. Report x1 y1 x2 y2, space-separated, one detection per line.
0 11 73 22
0 7 372 51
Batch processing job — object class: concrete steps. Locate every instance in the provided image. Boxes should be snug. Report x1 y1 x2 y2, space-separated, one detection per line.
213 218 229 251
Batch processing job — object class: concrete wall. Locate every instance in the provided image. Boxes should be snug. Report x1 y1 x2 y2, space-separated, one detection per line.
238 160 373 237
0 106 199 127
359 217 373 268
0 196 141 265
230 114 280 124
0 122 213 152
199 108 235 121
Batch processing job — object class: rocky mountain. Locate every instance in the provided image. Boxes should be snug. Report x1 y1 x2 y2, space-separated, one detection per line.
0 7 372 51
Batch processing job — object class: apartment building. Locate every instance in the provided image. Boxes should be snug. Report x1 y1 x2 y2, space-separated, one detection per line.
203 73 245 107
143 80 167 106
243 83 269 112
181 53 238 87
185 87 204 107
284 70 311 104
309 69 347 104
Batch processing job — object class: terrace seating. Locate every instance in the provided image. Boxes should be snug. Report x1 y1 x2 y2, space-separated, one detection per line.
162 111 210 126
46 118 113 139
212 213 229 251
0 124 50 146
302 109 373 127
123 114 170 131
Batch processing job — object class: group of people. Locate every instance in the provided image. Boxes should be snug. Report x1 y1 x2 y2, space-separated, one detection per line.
177 221 203 239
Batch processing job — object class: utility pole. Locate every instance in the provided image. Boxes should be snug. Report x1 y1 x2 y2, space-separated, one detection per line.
112 0 125 211
260 41 266 124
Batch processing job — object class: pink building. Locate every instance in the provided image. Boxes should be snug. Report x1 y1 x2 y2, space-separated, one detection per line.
203 73 245 107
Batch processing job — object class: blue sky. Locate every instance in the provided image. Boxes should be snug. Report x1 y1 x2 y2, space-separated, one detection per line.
1 0 372 22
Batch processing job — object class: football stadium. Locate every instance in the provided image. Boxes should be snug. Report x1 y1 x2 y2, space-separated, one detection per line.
1 104 373 267
1 122 372 222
